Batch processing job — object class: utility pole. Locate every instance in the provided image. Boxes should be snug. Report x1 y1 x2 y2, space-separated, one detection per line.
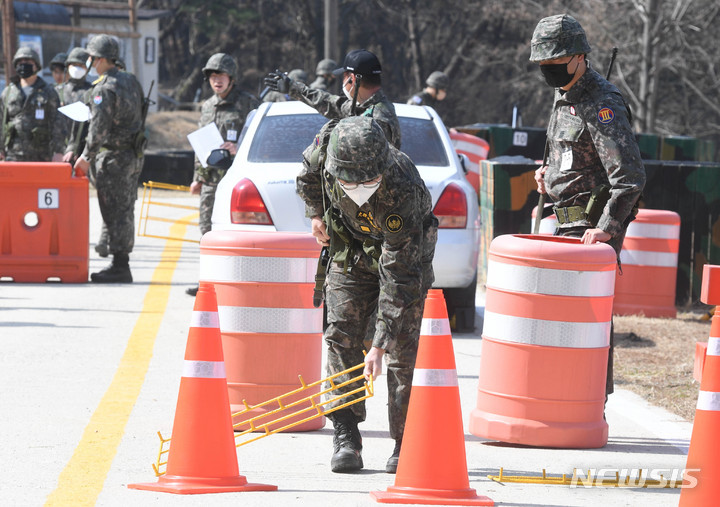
324 0 337 62
2 0 17 80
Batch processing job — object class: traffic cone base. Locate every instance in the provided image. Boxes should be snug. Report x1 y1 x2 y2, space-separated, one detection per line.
128 282 277 494
371 487 493 505
129 475 277 495
371 289 493 505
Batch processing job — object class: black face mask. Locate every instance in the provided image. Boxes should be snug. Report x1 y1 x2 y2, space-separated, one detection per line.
15 62 35 79
540 59 577 88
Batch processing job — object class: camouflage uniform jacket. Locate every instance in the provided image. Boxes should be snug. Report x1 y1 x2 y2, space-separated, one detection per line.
289 82 401 149
309 76 331 91
407 90 435 107
61 78 92 154
297 123 437 351
193 86 260 184
0 77 65 161
81 67 144 161
544 64 645 253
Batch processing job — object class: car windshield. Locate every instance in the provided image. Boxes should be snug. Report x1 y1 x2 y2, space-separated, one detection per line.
247 111 449 167
398 117 449 167
248 114 329 163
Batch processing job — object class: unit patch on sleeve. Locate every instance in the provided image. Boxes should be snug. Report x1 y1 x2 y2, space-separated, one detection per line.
385 214 404 233
597 107 614 124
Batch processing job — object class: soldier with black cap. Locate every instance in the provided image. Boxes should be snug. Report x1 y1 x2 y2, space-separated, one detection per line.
0 47 65 162
407 70 449 108
186 53 260 296
530 14 645 400
296 115 437 474
265 49 401 149
73 34 145 284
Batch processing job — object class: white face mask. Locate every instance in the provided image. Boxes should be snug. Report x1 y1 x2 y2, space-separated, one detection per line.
68 65 87 80
343 76 354 101
342 184 380 207
86 57 98 78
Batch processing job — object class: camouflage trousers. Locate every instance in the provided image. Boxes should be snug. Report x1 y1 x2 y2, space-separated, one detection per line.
555 225 615 396
95 149 141 256
199 182 218 236
323 253 426 441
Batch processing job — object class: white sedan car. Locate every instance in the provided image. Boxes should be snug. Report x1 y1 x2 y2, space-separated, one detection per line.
212 101 480 331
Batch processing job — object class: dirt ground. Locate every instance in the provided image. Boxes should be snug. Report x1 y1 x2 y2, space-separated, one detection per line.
144 109 711 424
614 309 712 422
145 110 200 152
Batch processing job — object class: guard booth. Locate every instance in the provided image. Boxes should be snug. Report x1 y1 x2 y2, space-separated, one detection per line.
0 163 89 283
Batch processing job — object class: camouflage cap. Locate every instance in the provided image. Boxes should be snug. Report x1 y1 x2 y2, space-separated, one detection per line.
50 52 68 68
66 47 89 66
288 68 308 84
327 116 389 182
12 47 41 68
87 34 119 60
202 53 237 80
529 14 591 62
426 71 449 90
315 58 338 75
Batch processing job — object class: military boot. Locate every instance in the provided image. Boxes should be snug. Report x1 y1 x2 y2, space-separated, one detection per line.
385 439 402 474
330 409 363 473
90 253 133 283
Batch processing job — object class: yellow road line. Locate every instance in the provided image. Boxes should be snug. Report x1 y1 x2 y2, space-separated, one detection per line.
45 215 196 507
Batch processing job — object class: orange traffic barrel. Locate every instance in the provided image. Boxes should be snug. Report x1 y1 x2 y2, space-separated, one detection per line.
614 209 680 318
469 234 617 448
0 162 88 282
530 204 557 234
449 131 489 195
199 230 324 431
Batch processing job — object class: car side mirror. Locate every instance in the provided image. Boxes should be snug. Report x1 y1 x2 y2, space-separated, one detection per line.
206 148 233 170
457 152 469 174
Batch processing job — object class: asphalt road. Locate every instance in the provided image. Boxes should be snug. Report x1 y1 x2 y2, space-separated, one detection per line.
0 195 695 507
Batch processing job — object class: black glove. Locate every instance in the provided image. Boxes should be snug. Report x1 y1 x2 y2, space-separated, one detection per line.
264 70 291 94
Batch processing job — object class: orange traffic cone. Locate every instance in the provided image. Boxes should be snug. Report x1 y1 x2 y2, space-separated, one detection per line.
371 289 493 505
679 265 720 505
128 282 277 494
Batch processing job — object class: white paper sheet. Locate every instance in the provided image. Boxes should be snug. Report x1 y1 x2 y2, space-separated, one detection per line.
187 122 224 167
58 101 90 122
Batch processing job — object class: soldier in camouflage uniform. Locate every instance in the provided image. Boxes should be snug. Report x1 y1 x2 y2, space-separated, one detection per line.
0 47 65 162
297 116 437 474
407 70 449 108
309 58 338 91
74 34 145 284
50 52 68 91
531 14 646 398
187 53 260 296
61 48 92 158
265 49 401 149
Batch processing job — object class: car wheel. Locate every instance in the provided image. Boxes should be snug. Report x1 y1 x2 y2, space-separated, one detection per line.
443 274 477 333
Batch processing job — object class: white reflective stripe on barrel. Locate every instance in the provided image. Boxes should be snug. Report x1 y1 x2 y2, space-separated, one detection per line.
696 391 720 411
453 139 487 159
190 310 220 328
218 305 322 334
412 368 458 387
626 221 680 240
487 260 615 297
199 254 315 283
619 249 678 268
708 337 720 356
183 360 226 379
420 318 451 336
482 310 610 348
